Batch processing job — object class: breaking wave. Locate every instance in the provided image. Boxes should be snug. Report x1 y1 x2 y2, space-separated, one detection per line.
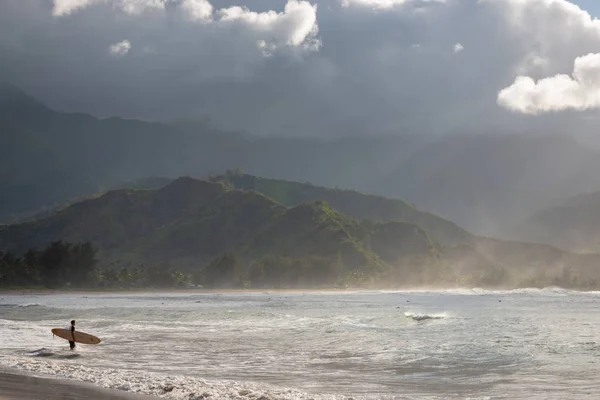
404 312 446 321
2 356 348 400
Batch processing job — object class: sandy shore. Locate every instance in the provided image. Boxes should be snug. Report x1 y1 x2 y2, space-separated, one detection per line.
0 371 157 400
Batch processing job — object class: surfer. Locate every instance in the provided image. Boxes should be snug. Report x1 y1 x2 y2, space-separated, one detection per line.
68 320 76 350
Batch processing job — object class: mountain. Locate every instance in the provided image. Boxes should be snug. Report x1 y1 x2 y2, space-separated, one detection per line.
0 177 444 287
2 176 600 288
510 191 600 252
0 83 430 223
5 84 600 243
210 172 600 286
211 171 472 246
376 133 600 236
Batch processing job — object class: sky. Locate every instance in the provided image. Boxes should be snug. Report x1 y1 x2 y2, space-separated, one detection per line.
572 0 600 16
2 0 600 137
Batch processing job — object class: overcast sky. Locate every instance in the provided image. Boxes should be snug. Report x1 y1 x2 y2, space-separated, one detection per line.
2 0 600 136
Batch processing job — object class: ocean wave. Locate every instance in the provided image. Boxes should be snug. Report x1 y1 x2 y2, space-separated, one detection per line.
436 287 581 296
404 312 446 322
1 357 349 400
14 303 42 308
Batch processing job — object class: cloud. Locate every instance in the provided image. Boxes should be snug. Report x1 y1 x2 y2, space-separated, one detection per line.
117 0 165 14
341 0 445 9
3 0 600 137
53 0 165 16
217 0 319 50
453 42 463 53
53 0 101 16
498 53 600 114
53 0 318 53
483 0 600 75
109 40 132 56
181 0 213 22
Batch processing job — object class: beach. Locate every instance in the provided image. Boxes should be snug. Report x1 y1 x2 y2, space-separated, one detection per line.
0 371 156 400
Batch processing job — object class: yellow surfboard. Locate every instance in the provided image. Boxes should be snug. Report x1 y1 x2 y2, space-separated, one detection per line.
51 328 101 345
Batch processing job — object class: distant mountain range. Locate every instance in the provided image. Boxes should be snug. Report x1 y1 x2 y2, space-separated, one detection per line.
0 83 430 224
3 82 600 247
511 191 600 253
380 133 600 237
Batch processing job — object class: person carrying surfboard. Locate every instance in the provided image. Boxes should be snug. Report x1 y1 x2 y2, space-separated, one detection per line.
68 320 76 350
51 324 101 346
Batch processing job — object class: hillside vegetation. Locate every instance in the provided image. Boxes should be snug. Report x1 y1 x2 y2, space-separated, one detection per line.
0 177 445 288
8 84 600 241
211 171 471 246
2 176 600 289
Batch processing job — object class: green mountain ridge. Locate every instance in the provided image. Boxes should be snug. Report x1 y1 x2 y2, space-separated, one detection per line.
210 171 472 247
2 175 600 289
0 177 445 288
212 172 600 283
7 83 600 243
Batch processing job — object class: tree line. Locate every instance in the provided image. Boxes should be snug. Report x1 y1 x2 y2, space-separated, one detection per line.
0 241 97 288
0 241 191 289
2 241 598 290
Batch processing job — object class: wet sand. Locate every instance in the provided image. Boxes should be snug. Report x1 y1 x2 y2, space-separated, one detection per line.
0 371 157 400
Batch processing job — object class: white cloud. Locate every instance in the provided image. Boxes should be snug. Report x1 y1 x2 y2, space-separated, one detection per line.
341 0 445 9
181 0 213 22
487 0 600 34
218 0 319 50
54 0 318 52
109 40 132 56
453 42 463 53
117 0 165 14
53 0 164 16
488 0 600 114
498 53 600 114
483 0 600 75
53 0 102 16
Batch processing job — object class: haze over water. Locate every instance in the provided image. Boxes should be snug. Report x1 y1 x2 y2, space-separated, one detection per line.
1 290 600 399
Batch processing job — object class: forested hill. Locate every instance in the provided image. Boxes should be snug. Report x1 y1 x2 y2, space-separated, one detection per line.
210 171 472 246
211 172 600 288
0 177 443 288
7 83 600 244
2 176 600 289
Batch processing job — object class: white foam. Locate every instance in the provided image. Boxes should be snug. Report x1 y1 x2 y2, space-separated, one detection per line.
1 357 350 400
6 303 43 308
404 311 447 322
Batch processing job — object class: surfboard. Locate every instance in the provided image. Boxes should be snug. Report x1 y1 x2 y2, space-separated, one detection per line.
51 328 101 345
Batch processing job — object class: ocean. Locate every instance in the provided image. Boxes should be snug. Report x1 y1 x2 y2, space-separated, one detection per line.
1 289 600 399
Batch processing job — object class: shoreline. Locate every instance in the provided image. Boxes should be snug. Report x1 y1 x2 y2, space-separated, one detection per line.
0 369 157 400
1 285 597 296
0 287 365 296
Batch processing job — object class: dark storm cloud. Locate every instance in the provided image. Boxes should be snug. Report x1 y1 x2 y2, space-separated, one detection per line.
1 0 599 136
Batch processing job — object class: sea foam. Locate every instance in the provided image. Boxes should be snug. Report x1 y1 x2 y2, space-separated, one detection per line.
1 356 351 400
